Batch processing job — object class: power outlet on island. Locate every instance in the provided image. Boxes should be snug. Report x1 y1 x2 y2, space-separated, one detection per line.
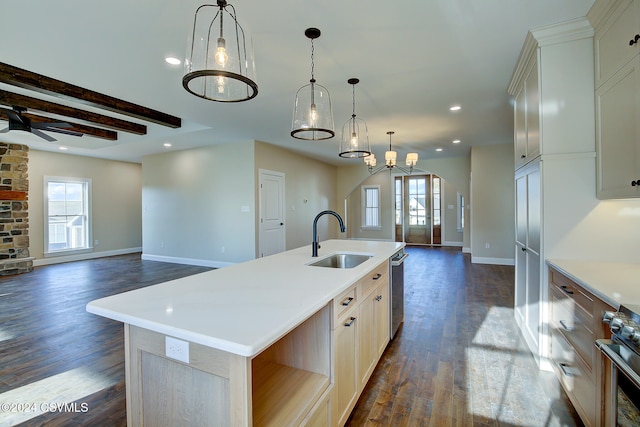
165 336 190 364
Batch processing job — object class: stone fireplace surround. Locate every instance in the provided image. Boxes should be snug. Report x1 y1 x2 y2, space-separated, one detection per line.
0 142 33 275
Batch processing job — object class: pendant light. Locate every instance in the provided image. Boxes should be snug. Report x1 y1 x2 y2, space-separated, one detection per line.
183 0 258 102
365 131 419 175
291 28 335 140
339 78 371 158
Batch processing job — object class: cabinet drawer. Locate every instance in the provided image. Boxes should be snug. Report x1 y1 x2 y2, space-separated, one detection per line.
549 269 594 314
550 329 595 426
551 286 594 371
334 286 357 320
358 260 388 298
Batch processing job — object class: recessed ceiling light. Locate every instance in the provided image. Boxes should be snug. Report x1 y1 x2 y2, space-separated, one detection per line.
436 148 443 152
163 143 172 147
453 139 461 144
449 105 461 111
58 146 68 150
165 57 181 65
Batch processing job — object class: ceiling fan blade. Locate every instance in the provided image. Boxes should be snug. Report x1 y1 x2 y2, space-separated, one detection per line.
44 127 83 137
31 128 57 142
0 108 25 124
32 121 71 129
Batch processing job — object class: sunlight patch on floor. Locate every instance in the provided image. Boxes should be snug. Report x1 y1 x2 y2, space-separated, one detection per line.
0 367 116 425
466 306 564 427
0 327 13 343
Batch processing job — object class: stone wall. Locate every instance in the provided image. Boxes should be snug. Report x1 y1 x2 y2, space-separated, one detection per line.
0 143 32 275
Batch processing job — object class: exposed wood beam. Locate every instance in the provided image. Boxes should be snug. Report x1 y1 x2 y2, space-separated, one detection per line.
0 62 181 128
0 190 26 201
22 113 118 141
0 90 146 135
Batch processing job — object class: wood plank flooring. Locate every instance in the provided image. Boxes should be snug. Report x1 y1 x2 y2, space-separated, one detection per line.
0 248 583 426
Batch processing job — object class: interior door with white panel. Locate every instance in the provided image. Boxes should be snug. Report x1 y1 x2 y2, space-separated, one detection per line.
259 169 285 257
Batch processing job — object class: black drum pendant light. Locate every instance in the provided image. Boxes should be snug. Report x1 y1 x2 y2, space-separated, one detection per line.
183 0 258 102
291 28 335 140
339 78 371 158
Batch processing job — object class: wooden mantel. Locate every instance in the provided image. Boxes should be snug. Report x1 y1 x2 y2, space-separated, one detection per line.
0 190 27 201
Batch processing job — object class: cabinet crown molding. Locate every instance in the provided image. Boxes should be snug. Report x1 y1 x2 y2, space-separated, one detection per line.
508 18 594 95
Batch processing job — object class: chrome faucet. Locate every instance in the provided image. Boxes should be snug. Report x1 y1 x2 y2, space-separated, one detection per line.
312 210 346 257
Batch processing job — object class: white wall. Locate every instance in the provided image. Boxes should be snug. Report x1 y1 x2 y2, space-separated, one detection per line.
470 144 515 264
28 149 142 264
142 142 255 266
254 141 338 251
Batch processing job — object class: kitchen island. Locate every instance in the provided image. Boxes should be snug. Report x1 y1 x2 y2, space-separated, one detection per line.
87 239 403 426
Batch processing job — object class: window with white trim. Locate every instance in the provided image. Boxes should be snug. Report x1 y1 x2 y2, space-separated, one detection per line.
44 177 92 255
457 192 465 231
361 185 381 229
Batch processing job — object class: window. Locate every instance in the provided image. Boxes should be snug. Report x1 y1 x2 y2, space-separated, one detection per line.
395 177 403 225
361 185 381 229
457 192 465 231
432 176 441 226
44 177 92 255
407 177 426 225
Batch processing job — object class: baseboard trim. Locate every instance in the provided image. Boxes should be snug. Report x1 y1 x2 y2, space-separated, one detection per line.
141 253 234 269
462 247 471 254
442 241 463 247
471 256 515 266
33 247 143 266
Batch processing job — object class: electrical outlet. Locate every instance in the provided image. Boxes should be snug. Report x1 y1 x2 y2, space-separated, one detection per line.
165 336 189 364
485 243 490 249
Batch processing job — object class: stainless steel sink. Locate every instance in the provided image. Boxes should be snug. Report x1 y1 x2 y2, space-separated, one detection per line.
308 253 372 269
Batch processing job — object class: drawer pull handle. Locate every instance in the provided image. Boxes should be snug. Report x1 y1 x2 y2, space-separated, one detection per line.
376 295 383 302
372 273 382 280
560 285 574 295
341 297 354 306
559 363 576 378
559 320 574 332
344 317 356 327
630 34 640 46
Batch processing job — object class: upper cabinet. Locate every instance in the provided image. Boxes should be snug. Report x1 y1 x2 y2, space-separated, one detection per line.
590 0 640 198
514 55 541 170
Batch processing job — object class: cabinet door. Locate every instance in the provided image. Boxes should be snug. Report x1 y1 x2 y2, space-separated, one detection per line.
374 282 390 358
335 313 357 426
357 293 376 391
514 86 528 166
594 0 640 87
524 60 540 161
596 55 640 199
525 250 541 350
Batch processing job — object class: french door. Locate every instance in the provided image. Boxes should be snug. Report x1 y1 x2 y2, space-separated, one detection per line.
394 174 441 245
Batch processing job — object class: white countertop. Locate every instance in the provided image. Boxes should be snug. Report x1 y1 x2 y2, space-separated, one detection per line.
547 259 640 309
86 239 404 357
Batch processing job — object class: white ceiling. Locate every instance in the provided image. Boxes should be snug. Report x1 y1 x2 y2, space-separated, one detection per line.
0 0 594 165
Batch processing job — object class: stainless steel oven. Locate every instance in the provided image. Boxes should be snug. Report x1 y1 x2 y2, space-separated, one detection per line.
598 304 640 426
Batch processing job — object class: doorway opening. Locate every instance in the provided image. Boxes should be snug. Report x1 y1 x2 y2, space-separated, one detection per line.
394 174 442 245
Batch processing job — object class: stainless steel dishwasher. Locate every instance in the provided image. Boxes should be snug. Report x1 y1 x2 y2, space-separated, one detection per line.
390 248 408 339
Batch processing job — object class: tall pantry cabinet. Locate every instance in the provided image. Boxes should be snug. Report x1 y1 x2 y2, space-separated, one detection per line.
508 19 597 366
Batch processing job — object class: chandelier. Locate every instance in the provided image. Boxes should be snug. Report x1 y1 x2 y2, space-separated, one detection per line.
183 0 258 102
339 78 371 158
291 28 334 140
364 131 418 175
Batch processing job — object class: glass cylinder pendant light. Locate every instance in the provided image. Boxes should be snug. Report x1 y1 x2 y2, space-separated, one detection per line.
183 0 258 102
339 78 371 158
291 28 335 140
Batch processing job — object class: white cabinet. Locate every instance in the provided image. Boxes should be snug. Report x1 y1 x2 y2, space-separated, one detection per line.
592 0 640 199
509 18 596 365
514 56 540 169
333 260 390 427
514 161 542 355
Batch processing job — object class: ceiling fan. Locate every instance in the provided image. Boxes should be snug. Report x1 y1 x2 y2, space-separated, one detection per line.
0 106 82 142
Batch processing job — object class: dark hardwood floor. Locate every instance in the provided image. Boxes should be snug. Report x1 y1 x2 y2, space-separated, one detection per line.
0 248 582 426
